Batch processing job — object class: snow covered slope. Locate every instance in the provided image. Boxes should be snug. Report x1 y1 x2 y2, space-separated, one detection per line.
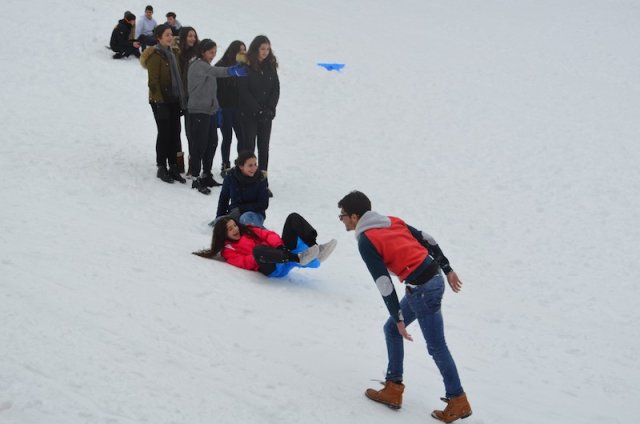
1 0 639 423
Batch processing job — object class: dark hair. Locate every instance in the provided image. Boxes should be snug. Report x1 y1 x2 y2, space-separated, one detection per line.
193 217 259 258
145 5 153 12
166 11 176 18
246 35 278 71
178 27 199 63
235 151 257 168
124 11 136 21
198 39 217 58
338 191 371 218
216 40 246 66
153 24 171 40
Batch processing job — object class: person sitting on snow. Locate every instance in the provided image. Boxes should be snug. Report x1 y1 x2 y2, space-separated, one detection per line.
194 213 337 278
110 11 141 59
164 12 182 36
135 5 158 51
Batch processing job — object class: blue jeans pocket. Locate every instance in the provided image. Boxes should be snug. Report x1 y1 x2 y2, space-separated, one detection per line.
407 275 444 315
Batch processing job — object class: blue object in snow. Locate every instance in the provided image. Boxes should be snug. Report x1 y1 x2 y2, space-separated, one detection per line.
268 238 320 278
317 63 345 71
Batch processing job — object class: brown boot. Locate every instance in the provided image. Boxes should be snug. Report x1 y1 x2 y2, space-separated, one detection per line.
431 393 472 423
364 380 404 409
177 152 185 174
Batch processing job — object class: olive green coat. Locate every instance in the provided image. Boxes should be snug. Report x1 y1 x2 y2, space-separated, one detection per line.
140 46 180 103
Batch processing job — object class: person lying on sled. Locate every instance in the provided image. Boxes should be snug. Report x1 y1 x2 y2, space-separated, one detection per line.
195 212 337 277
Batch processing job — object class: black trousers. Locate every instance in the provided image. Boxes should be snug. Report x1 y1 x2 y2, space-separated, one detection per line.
220 108 244 166
139 34 157 51
150 102 181 168
112 44 140 57
188 113 218 177
252 213 318 275
239 115 272 172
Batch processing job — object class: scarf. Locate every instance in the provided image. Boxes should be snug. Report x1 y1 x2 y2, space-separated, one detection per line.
156 44 187 110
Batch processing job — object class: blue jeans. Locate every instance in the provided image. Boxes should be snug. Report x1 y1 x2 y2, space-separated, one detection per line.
239 211 264 227
383 273 464 398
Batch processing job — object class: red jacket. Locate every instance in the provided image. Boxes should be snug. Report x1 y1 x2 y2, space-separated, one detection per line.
221 226 284 271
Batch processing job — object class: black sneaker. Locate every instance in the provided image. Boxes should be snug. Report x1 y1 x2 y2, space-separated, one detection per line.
220 163 231 178
157 167 174 183
192 178 211 195
112 52 125 59
202 173 222 187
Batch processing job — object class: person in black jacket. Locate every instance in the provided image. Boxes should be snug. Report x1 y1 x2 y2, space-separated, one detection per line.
237 35 280 196
214 151 269 228
110 11 141 59
216 40 246 177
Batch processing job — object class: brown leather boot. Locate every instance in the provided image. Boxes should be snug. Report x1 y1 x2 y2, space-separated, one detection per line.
431 393 472 423
177 152 185 174
364 380 404 409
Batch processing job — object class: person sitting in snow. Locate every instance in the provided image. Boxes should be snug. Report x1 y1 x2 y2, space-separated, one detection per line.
194 213 337 278
164 12 182 36
214 151 269 227
110 11 141 59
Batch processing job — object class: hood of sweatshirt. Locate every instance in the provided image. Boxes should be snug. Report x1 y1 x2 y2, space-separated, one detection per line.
354 210 391 239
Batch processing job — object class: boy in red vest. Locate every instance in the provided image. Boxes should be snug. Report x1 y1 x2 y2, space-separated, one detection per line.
338 190 472 423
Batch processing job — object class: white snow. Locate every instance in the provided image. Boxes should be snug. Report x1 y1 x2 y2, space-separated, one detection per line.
2 0 639 423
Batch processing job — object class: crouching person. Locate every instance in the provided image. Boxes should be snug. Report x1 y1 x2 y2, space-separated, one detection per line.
110 11 141 59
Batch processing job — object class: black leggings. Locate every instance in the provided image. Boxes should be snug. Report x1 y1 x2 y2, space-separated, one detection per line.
252 213 318 275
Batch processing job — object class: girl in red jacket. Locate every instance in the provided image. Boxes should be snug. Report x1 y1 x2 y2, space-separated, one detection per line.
195 212 336 277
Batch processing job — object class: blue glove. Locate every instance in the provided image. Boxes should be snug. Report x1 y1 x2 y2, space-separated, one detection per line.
227 65 248 77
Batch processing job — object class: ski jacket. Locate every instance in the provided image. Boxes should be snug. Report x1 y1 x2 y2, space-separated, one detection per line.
216 167 269 219
221 227 284 271
238 60 280 116
140 46 180 104
187 58 230 115
356 211 453 322
110 19 135 52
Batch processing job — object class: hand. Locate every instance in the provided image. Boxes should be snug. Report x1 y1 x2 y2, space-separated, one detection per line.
227 65 248 77
446 271 463 293
396 321 413 341
133 41 140 48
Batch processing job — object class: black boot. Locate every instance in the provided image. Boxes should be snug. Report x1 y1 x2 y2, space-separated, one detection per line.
192 177 211 195
169 165 186 184
157 166 174 183
201 173 222 187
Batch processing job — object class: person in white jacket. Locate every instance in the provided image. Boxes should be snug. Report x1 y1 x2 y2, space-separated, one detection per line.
135 5 157 51
187 39 247 194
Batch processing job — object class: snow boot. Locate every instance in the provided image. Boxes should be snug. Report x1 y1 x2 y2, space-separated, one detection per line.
297 244 320 266
317 239 337 263
192 177 211 195
221 162 231 178
262 170 274 197
365 380 404 409
431 393 472 423
177 152 185 173
157 166 174 183
169 165 186 184
202 173 222 187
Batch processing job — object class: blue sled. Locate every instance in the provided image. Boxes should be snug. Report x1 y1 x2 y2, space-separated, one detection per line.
317 63 345 71
268 238 320 278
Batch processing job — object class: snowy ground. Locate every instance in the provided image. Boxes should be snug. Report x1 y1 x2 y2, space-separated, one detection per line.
1 0 639 423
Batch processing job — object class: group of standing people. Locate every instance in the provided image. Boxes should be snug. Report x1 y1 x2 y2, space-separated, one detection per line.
111 6 280 203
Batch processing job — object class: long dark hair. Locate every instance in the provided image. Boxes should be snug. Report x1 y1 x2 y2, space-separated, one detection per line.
216 40 246 66
193 217 259 259
246 35 278 71
178 26 199 62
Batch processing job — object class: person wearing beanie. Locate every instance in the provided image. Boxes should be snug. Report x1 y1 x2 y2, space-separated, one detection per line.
110 11 140 59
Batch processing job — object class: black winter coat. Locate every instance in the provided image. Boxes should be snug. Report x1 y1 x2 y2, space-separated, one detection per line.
110 19 135 52
237 61 280 116
216 167 269 218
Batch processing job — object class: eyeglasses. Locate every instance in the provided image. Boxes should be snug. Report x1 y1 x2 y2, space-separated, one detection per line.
338 213 349 220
